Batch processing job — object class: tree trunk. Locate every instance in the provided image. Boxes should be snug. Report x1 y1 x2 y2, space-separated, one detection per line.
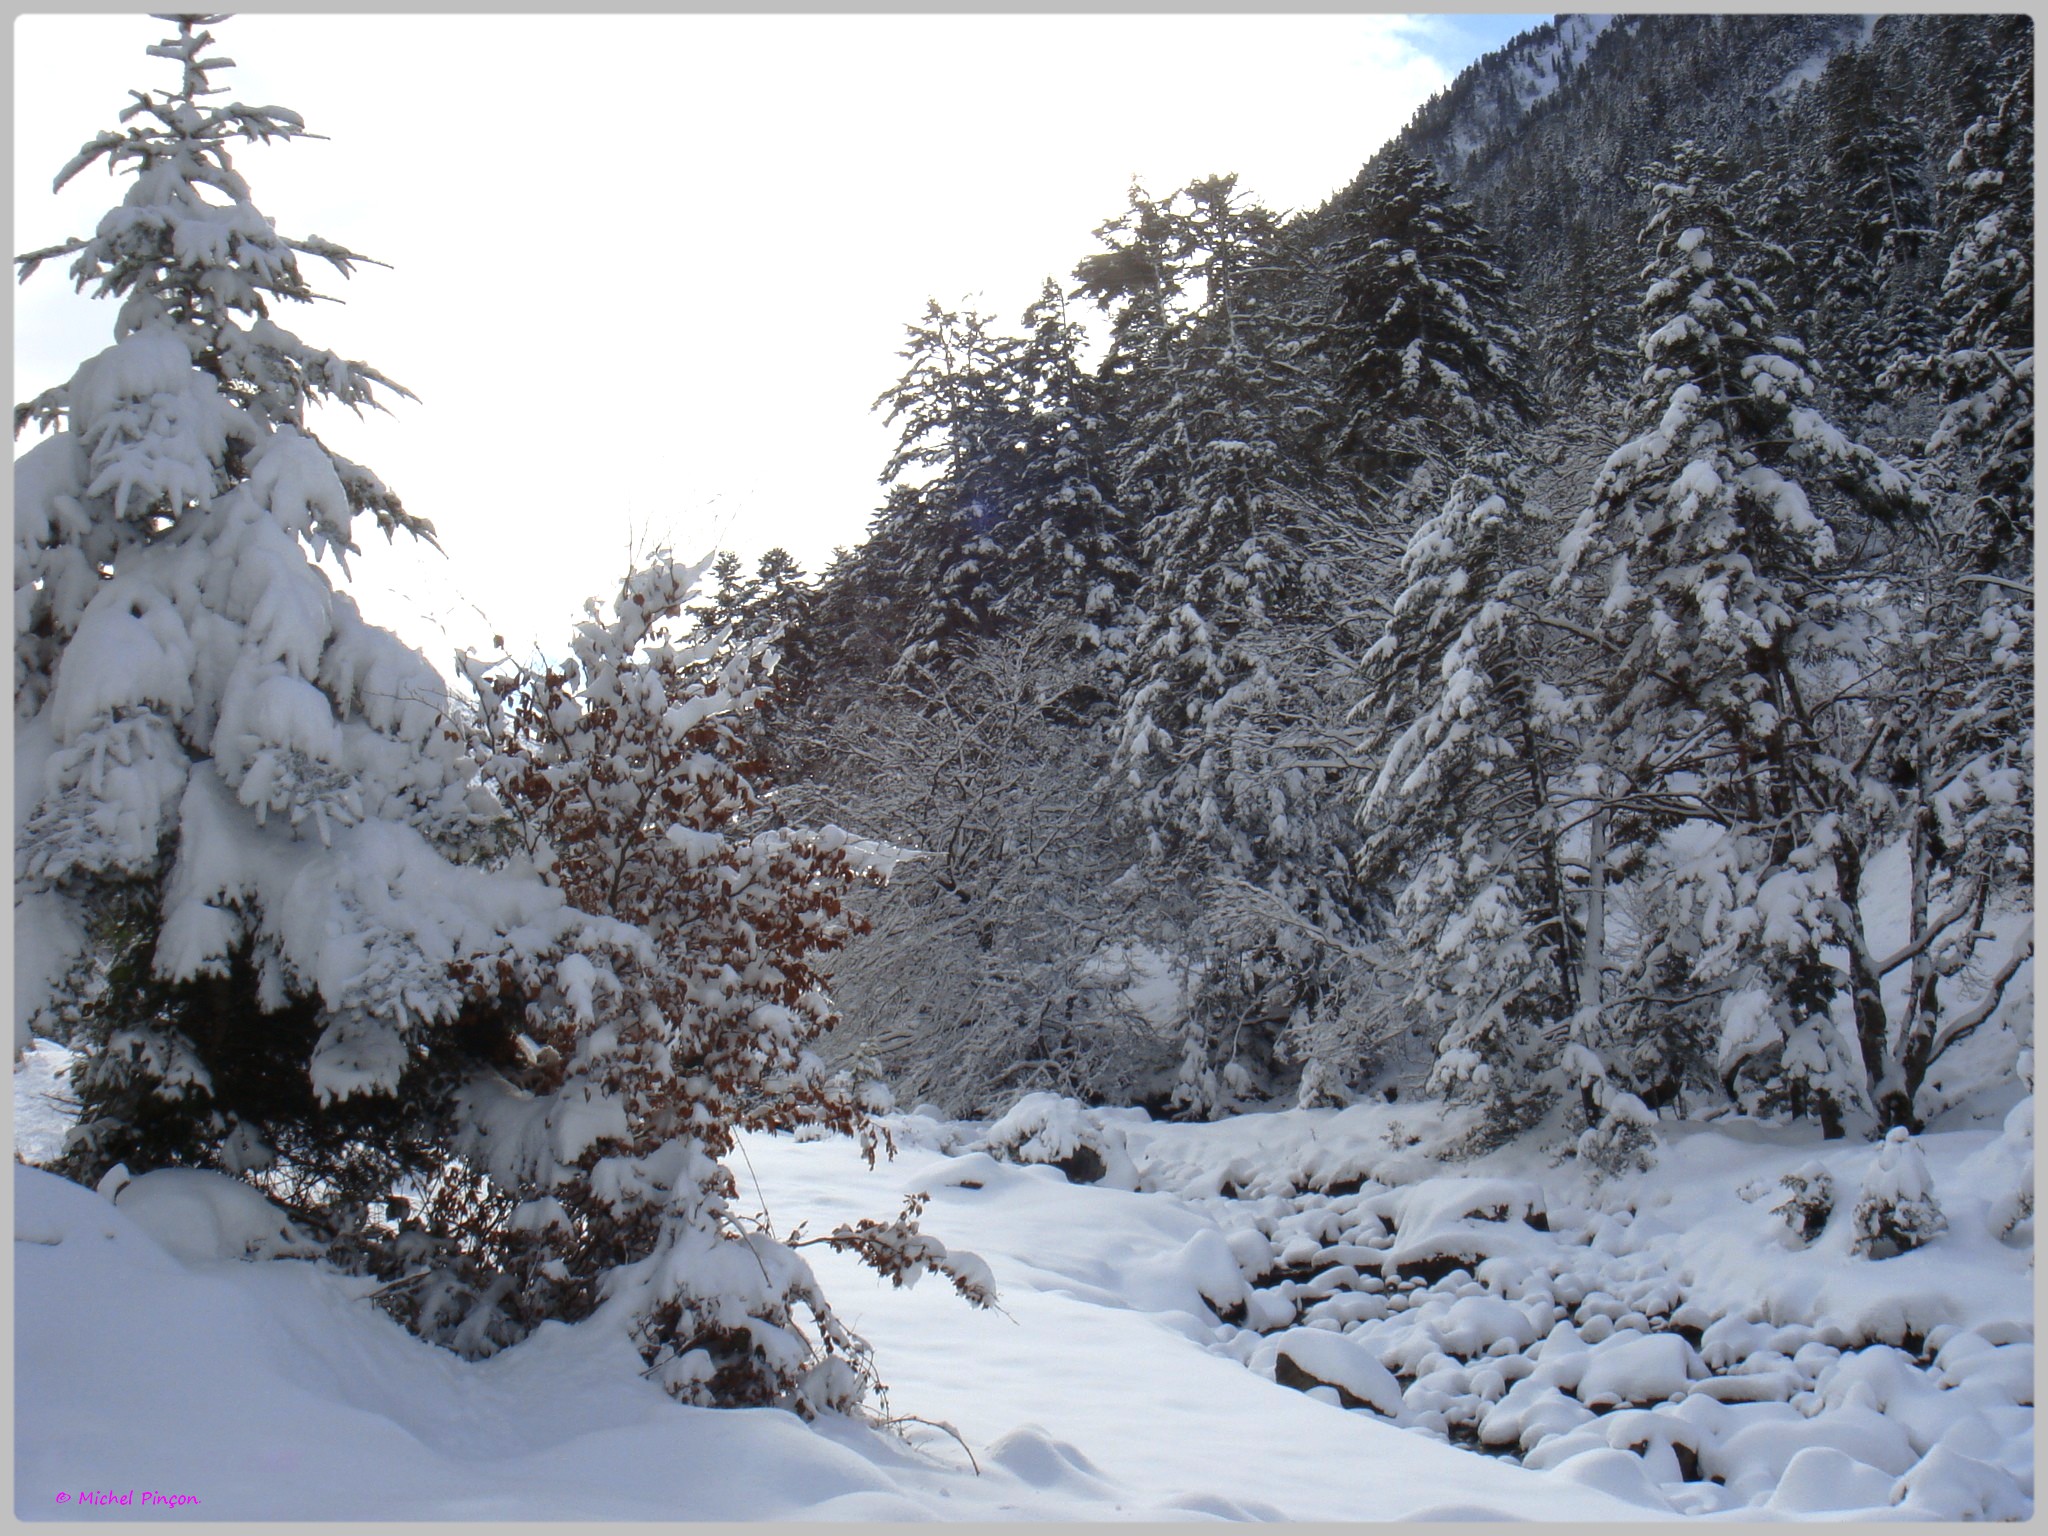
1829 835 1897 1120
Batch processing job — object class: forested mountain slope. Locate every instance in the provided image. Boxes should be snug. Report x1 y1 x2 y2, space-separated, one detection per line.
731 11 2032 1133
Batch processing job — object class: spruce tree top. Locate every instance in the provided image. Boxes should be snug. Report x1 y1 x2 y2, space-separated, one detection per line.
17 14 427 558
1323 148 1529 457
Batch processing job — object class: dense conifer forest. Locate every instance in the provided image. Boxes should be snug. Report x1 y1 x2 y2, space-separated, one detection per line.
727 12 2034 1136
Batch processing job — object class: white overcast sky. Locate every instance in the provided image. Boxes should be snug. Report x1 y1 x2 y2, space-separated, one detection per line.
15 11 1546 663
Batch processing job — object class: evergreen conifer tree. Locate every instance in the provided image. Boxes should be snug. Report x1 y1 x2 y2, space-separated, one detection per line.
1550 144 1919 1133
1916 53 2034 578
1353 461 1585 1132
1003 280 1137 653
1316 148 1530 483
14 16 618 1213
1084 176 1367 1113
863 301 1026 675
1808 47 1939 397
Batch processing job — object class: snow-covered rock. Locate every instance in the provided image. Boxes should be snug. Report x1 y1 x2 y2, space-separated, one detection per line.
1254 1326 1405 1417
978 1092 1138 1188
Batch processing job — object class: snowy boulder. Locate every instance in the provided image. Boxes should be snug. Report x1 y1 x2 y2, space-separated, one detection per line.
1222 1224 1274 1277
100 1165 320 1265
1697 1313 1775 1371
978 1093 1136 1187
1549 1447 1677 1512
1581 1406 1709 1486
1765 1446 1898 1514
1125 1228 1257 1328
1424 1294 1542 1358
1707 1402 1918 1503
1574 1332 1705 1409
924 1150 1010 1191
1888 1443 2032 1521
1381 1223 1536 1285
1253 1327 1404 1417
1939 1340 2033 1409
1478 1380 1596 1451
1368 1176 1548 1283
1375 1175 1548 1232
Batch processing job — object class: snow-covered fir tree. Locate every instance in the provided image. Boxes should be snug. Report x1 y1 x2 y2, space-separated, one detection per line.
1352 460 1584 1135
1085 176 1372 1114
1912 40 2034 579
862 301 1026 676
1549 144 1921 1134
14 16 624 1214
1807 46 1939 398
1315 148 1531 484
1852 1127 1947 1257
1003 280 1138 654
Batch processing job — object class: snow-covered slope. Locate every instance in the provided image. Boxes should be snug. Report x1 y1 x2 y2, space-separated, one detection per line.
15 1121 1642 1520
1437 14 1615 163
14 1048 2033 1521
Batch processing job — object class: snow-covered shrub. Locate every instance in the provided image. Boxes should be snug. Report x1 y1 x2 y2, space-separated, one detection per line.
1980 1097 2033 1243
1561 1046 1658 1176
978 1092 1137 1187
1852 1128 1947 1258
15 18 620 1218
1772 1161 1836 1245
1573 1112 1656 1178
443 555 990 1408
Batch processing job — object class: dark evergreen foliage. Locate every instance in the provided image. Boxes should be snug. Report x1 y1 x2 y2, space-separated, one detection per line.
1315 149 1530 477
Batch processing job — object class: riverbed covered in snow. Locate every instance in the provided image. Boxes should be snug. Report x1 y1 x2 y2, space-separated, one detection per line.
13 1043 2033 1521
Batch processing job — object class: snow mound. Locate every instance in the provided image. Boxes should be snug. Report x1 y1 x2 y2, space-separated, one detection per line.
977 1092 1138 1188
99 1164 322 1265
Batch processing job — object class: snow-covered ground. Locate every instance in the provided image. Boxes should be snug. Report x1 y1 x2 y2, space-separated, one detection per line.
13 1043 2033 1521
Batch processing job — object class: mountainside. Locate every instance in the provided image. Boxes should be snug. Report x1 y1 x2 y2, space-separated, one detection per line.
760 9 2032 1125
1317 13 2032 410
1394 13 1866 190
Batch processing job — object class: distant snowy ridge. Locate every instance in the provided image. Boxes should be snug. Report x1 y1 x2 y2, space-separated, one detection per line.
1440 15 1617 163
1390 11 1874 191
